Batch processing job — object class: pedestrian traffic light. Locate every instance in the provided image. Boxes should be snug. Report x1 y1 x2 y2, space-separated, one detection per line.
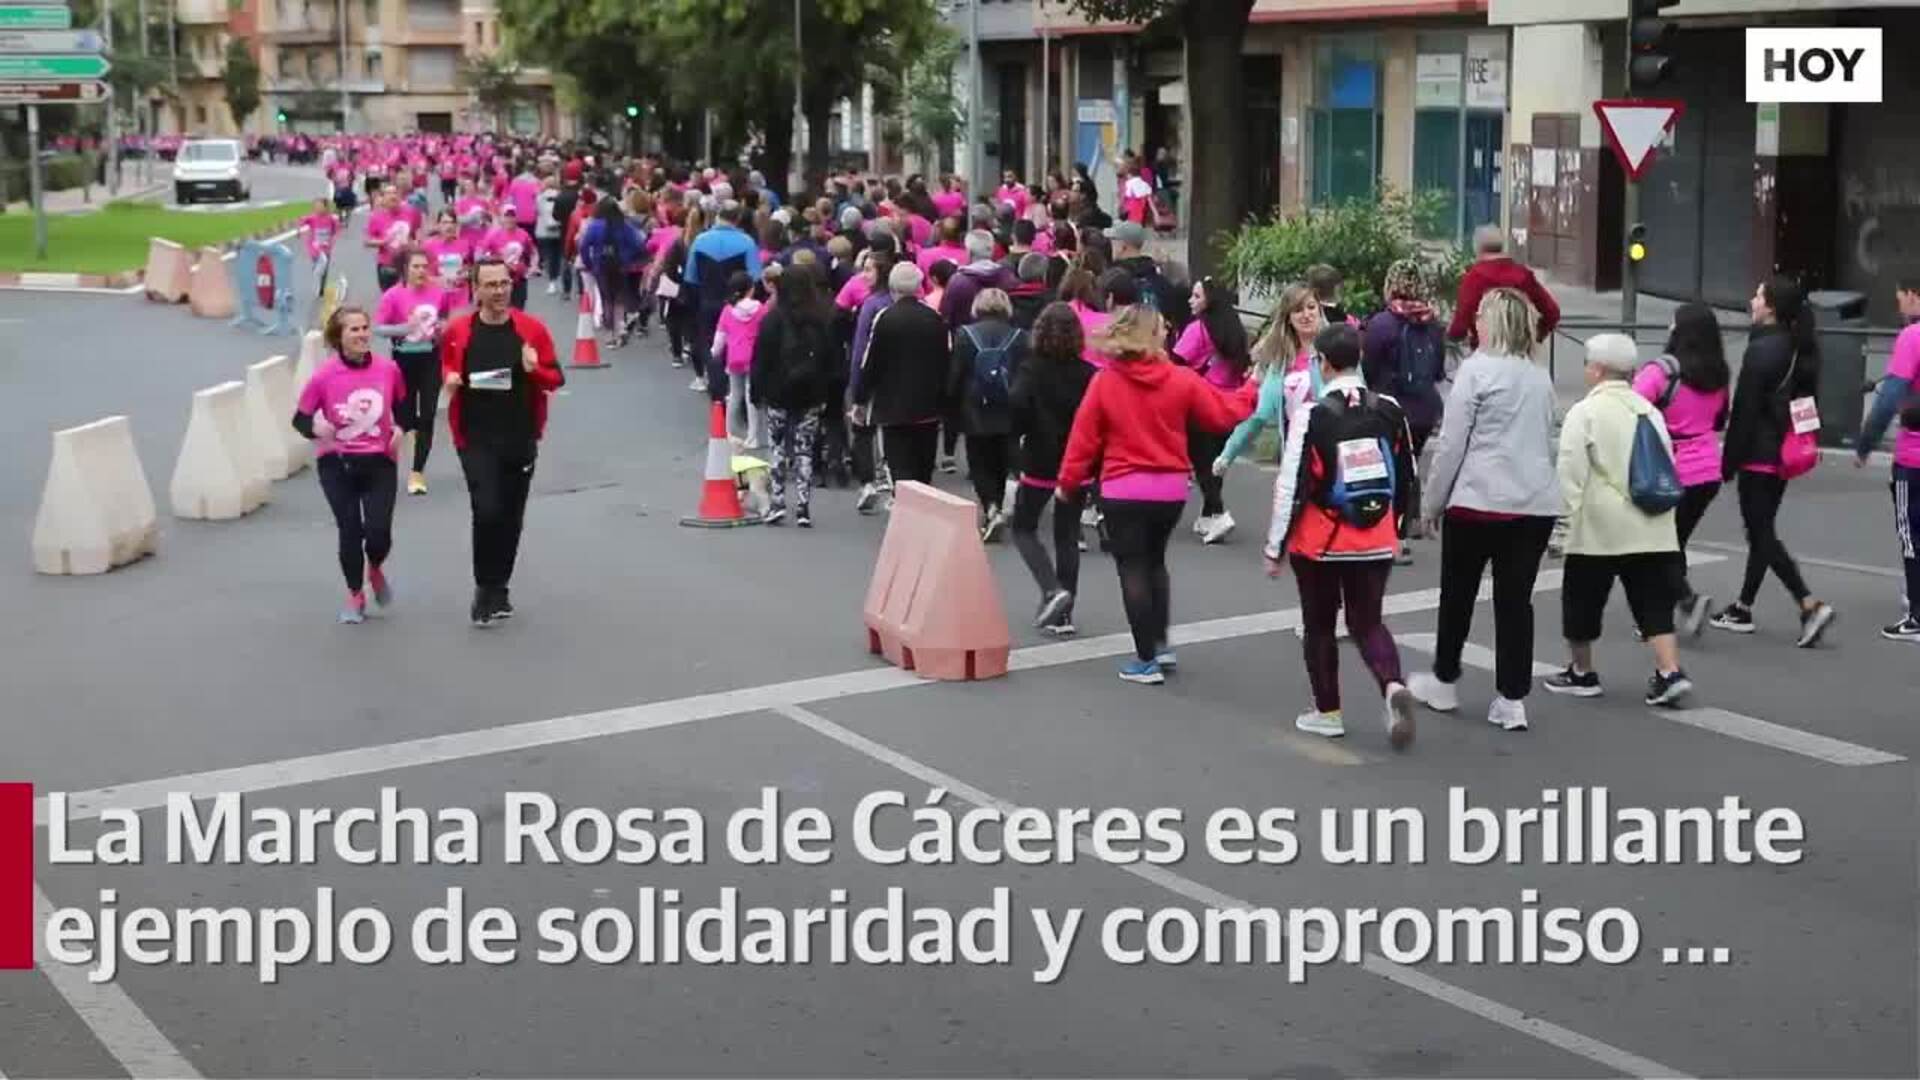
625 104 639 119
1627 223 1648 263
275 110 288 124
1629 0 1679 90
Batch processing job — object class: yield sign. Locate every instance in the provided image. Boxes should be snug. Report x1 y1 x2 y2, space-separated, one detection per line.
1594 99 1684 181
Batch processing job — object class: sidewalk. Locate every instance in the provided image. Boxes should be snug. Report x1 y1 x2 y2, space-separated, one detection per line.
3 175 166 217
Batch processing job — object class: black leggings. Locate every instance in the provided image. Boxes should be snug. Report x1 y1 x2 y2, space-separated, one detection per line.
966 433 1012 510
1671 480 1720 604
1189 427 1228 517
1736 471 1810 607
1011 483 1081 599
882 422 940 487
396 347 440 472
1102 498 1183 661
316 453 397 592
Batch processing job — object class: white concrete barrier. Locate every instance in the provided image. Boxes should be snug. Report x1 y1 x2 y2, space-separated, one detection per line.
169 381 270 520
293 329 324 392
32 416 159 575
244 355 306 480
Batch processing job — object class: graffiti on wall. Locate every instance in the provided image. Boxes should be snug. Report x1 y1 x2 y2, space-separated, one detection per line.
1841 166 1920 281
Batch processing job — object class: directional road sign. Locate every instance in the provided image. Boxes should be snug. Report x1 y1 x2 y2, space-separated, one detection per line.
0 77 108 103
0 52 108 79
0 29 101 51
1593 98 1685 181
0 7 73 30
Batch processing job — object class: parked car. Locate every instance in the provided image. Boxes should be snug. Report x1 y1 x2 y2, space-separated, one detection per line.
172 139 250 204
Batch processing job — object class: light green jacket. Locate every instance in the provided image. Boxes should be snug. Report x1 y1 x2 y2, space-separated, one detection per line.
1558 380 1680 556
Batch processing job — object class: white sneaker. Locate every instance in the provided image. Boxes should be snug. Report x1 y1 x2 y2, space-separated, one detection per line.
1201 510 1236 545
545 281 558 296
689 375 708 393
1294 709 1345 738
1191 514 1214 537
1406 671 1458 712
1384 683 1415 750
1487 696 1529 732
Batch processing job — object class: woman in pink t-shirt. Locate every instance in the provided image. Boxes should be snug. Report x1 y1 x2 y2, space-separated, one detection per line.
1633 302 1731 634
1060 266 1113 369
423 210 472 304
293 306 409 624
1172 278 1252 543
374 248 457 494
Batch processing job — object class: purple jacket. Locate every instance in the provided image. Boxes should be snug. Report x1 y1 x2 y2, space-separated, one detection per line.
847 290 894 401
940 261 1020 333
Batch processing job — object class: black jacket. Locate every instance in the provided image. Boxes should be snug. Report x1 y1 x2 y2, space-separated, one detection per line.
750 306 837 411
1114 254 1187 338
1010 350 1094 482
1008 282 1052 331
855 299 951 427
947 317 1027 436
1722 323 1818 479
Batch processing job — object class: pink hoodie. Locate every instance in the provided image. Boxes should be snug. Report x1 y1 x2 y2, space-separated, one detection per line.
714 298 770 376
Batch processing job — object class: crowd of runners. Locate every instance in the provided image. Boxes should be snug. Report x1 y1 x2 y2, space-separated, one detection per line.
283 131 1920 752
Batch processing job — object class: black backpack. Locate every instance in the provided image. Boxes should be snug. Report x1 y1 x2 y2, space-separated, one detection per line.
775 316 834 402
961 324 1022 411
1308 388 1399 529
1390 321 1444 400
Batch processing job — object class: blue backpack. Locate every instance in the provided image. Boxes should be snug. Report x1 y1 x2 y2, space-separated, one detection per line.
1627 410 1684 514
961 325 1021 411
1311 388 1398 528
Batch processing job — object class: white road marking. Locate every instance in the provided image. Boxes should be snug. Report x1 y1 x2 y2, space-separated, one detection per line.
1658 707 1904 766
774 703 1686 1080
39 558 1732 825
1396 632 1560 678
1692 540 1903 581
32 887 201 1079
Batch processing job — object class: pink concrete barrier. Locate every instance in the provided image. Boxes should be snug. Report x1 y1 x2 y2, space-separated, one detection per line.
862 481 1011 681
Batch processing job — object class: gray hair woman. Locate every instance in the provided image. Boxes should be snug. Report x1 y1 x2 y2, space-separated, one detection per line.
949 286 1027 537
1406 285 1566 733
1543 332 1693 706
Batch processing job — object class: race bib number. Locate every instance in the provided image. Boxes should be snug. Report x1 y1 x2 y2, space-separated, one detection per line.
1337 438 1388 482
469 368 513 392
1789 396 1820 434
439 253 463 281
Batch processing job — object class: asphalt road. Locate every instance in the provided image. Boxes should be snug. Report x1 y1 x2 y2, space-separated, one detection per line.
0 172 1914 1078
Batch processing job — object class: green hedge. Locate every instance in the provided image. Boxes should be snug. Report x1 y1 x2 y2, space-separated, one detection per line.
1221 187 1471 320
0 154 94 203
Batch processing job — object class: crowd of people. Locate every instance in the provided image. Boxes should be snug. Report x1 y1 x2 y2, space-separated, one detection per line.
280 132 1916 754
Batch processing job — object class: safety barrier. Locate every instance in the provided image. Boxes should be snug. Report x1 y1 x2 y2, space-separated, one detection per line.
862 481 1010 681
244 355 307 480
293 329 324 391
187 246 237 319
31 416 158 575
169 381 269 520
143 238 193 303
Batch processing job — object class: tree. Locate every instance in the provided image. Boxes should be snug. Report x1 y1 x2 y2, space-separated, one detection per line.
1063 0 1255 279
878 28 964 170
459 53 527 132
222 37 261 130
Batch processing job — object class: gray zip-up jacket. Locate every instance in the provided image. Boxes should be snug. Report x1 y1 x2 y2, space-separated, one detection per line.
1420 349 1566 521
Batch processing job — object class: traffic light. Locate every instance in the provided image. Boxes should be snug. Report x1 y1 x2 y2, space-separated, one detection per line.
1627 223 1648 263
275 110 288 124
1628 0 1678 90
625 104 639 119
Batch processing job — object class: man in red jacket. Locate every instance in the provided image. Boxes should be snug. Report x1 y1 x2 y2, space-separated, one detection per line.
441 258 565 626
1447 225 1561 348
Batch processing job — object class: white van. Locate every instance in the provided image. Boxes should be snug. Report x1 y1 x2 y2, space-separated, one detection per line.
173 139 251 204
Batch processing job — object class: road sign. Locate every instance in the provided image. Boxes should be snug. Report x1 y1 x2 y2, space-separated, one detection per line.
0 6 72 29
0 29 101 51
0 78 109 103
1593 98 1685 181
0 52 109 80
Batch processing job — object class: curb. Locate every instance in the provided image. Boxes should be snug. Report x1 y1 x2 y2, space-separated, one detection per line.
0 212 302 295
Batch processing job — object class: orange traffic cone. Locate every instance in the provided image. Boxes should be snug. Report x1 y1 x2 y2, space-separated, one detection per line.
680 401 761 528
570 275 605 369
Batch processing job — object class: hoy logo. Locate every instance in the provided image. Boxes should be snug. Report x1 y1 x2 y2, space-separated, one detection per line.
1746 27 1882 103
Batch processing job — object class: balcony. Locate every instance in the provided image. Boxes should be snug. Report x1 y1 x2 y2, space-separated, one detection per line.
176 0 229 26
266 74 385 93
265 12 340 44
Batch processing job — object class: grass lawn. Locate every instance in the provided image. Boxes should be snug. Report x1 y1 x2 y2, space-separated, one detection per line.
0 200 305 275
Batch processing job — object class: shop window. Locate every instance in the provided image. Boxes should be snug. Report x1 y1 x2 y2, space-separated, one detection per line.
509 102 537 135
1310 35 1379 205
1411 31 1508 241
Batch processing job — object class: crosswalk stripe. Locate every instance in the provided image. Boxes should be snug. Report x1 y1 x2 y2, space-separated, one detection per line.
1658 707 1905 766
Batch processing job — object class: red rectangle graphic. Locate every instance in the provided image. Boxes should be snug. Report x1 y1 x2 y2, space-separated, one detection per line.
0 782 31 969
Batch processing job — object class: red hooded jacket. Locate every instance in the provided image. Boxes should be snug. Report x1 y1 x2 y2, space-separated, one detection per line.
1446 255 1561 346
1056 356 1256 499
439 309 563 451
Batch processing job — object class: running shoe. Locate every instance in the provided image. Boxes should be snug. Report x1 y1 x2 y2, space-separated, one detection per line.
1041 614 1077 638
689 375 708 393
1191 514 1214 537
407 471 427 496
1295 710 1345 738
1796 602 1836 648
1644 669 1693 707
1709 603 1755 634
1118 659 1165 685
1405 671 1459 712
1881 616 1920 642
763 506 786 527
1201 510 1236 545
368 565 392 610
795 507 813 529
1035 589 1074 629
1678 592 1713 638
1487 696 1529 732
856 483 882 515
339 592 366 625
470 590 497 628
1394 543 1414 566
493 588 514 620
1384 683 1415 750
1153 644 1178 671
1542 666 1603 697
981 508 1007 544
940 456 959 475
